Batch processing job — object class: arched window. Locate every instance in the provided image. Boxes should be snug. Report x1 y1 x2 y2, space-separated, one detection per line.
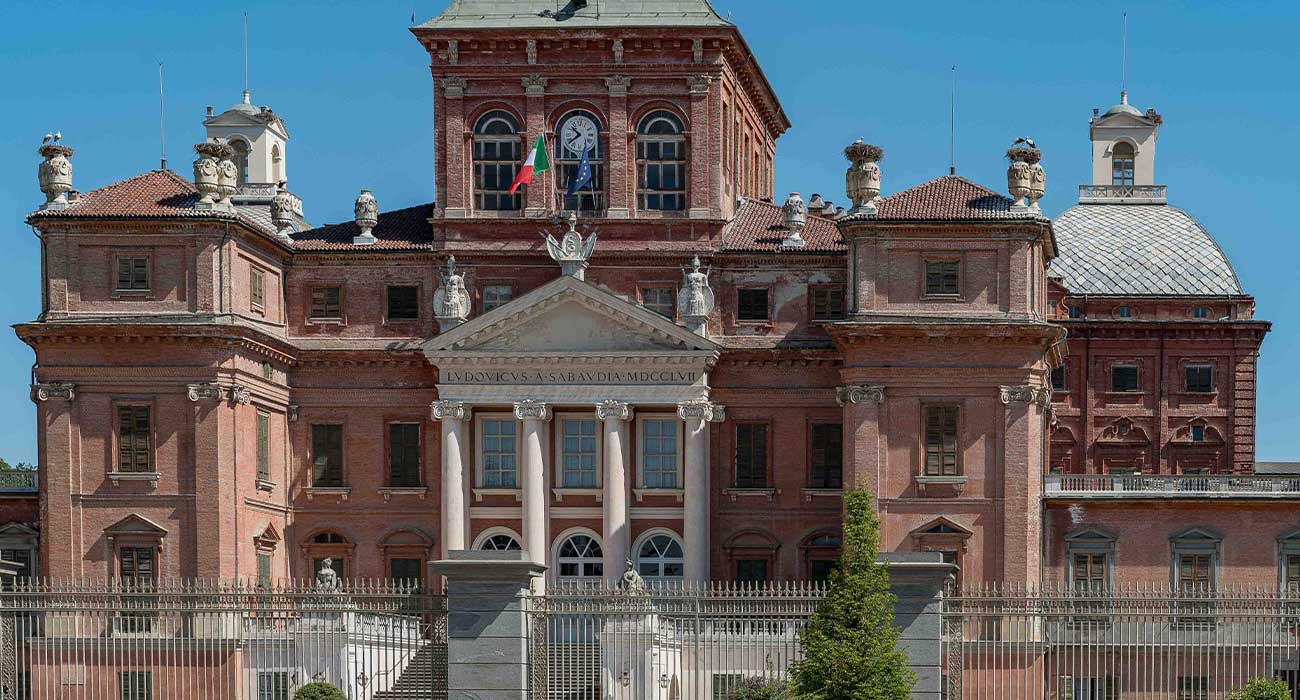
554 110 604 211
636 110 686 211
556 532 603 580
802 533 842 583
271 143 283 183
473 111 522 211
1111 142 1135 186
230 139 251 186
635 532 684 580
479 534 521 551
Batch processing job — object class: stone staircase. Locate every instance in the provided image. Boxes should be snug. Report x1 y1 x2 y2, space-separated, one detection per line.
370 644 447 700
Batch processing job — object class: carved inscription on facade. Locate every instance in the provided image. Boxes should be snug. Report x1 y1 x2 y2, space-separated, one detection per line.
441 368 701 386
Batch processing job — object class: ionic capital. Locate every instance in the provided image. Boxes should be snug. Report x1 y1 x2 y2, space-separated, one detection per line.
30 382 75 403
677 399 724 423
430 399 468 421
442 76 467 97
521 75 547 96
999 385 1044 405
836 385 885 406
186 383 224 402
513 399 551 422
229 385 252 406
595 400 632 422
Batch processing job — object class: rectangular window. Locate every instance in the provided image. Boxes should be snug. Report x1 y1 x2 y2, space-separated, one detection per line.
256 411 270 481
120 671 152 700
925 261 960 296
1191 425 1206 443
250 268 265 309
1111 365 1140 392
736 288 769 322
924 406 960 476
1051 366 1067 391
734 423 768 488
483 285 513 312
389 423 422 487
735 559 768 585
1286 554 1300 592
310 286 342 319
389 557 423 587
809 423 843 489
560 418 599 488
257 672 289 700
1177 677 1208 700
119 546 156 581
386 285 419 320
480 418 518 488
1072 553 1108 590
1062 677 1118 700
713 674 744 700
311 424 344 487
116 257 150 291
1178 553 1213 592
256 553 271 587
811 287 845 321
809 559 837 584
641 287 675 318
641 418 679 488
117 406 152 473
1068 305 1083 319
1185 365 1214 393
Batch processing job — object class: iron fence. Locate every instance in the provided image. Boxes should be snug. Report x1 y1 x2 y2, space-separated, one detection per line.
0 578 445 700
945 584 1300 700
530 581 827 700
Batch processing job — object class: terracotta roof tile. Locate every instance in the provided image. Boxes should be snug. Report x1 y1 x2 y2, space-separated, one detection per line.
865 175 1032 222
720 199 844 253
27 169 277 236
291 203 435 252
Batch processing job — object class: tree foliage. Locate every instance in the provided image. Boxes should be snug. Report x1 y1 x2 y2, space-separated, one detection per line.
293 681 346 700
725 676 791 700
1229 678 1291 700
791 488 915 700
0 458 34 471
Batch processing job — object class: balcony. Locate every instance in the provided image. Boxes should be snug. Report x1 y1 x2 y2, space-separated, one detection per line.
1044 473 1300 499
0 470 38 493
1077 184 1167 204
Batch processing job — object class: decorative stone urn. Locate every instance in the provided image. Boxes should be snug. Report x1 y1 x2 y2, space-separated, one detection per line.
38 144 75 210
193 141 233 208
844 139 882 213
1006 142 1041 211
353 189 379 245
215 145 238 208
780 192 807 247
270 184 296 241
1028 160 1046 212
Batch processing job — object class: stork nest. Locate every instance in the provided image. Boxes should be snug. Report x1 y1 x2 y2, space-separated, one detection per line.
194 140 235 159
1006 146 1042 164
844 142 884 162
38 144 74 158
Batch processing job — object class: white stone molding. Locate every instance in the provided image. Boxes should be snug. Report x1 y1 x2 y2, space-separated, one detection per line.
521 75 547 96
287 404 300 423
836 385 885 406
676 399 724 423
446 39 458 65
377 487 428 503
229 386 252 406
605 75 632 95
595 400 632 422
693 38 704 63
612 39 624 63
686 73 713 94
30 382 75 403
543 212 597 280
526 39 537 64
999 385 1042 405
513 399 551 422
442 76 466 98
431 399 468 421
186 383 224 402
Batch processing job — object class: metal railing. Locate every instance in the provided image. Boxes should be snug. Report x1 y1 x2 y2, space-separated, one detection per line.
1077 184 1167 203
945 584 1300 700
0 578 446 700
1044 473 1300 498
0 471 37 493
531 581 827 700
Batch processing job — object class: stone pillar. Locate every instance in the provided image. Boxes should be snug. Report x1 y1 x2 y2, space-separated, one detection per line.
879 553 957 700
441 77 468 218
514 400 551 575
597 400 632 581
605 76 632 218
432 400 469 556
430 551 547 700
999 385 1045 585
523 76 548 216
838 384 886 504
678 399 724 583
687 74 713 219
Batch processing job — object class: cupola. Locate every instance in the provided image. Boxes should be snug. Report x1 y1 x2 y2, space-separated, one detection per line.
1085 91 1164 202
203 91 290 200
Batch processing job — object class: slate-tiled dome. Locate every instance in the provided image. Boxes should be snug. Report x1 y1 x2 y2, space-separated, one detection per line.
1050 204 1244 296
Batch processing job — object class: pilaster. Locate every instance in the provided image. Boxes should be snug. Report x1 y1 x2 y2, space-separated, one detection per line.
838 384 886 503
441 77 468 218
523 76 549 215
687 74 714 219
605 76 632 218
998 385 1046 585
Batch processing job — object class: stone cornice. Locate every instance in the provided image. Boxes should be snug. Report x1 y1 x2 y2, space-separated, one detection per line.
828 320 1066 347
16 321 298 366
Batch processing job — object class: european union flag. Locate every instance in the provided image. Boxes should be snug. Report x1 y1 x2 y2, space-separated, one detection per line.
566 142 593 197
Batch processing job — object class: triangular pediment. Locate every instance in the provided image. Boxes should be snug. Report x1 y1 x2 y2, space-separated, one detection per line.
104 514 168 537
425 275 719 355
1097 112 1154 128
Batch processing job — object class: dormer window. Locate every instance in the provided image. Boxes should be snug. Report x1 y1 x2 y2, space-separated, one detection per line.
1111 142 1135 186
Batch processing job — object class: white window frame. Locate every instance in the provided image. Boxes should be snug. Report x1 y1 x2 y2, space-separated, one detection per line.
552 527 605 583
635 413 684 499
473 527 524 552
475 412 521 499
553 412 602 497
633 528 685 581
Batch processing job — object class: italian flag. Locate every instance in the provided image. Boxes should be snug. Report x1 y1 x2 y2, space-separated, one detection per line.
508 135 550 195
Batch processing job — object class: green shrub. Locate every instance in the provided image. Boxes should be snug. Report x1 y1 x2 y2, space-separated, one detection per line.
725 676 790 700
790 488 915 700
294 681 346 700
1229 678 1290 700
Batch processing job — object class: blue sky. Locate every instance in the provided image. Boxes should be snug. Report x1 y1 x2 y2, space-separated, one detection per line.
0 1 1297 464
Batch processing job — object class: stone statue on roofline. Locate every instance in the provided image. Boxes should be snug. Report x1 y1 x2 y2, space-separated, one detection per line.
543 211 598 280
434 256 472 332
678 255 714 335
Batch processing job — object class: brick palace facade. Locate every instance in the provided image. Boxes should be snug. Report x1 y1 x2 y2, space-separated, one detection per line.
11 0 1282 592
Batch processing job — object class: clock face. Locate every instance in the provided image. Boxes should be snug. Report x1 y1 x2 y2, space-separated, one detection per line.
560 115 598 156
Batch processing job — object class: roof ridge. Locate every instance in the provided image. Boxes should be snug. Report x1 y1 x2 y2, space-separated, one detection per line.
880 173 1007 202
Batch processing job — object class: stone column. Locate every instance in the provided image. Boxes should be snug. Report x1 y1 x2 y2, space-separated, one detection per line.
678 399 724 583
838 384 886 504
999 386 1046 585
596 400 632 581
441 77 468 218
522 76 548 215
430 551 547 700
605 76 632 218
514 400 551 574
432 400 469 556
